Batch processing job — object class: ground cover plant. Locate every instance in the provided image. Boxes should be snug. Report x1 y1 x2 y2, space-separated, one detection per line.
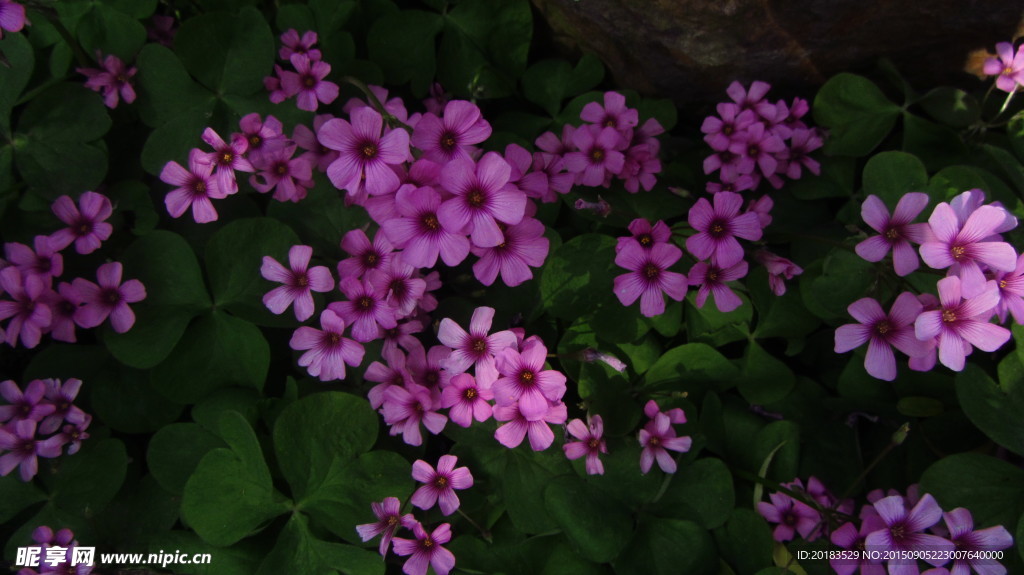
1 1 1024 574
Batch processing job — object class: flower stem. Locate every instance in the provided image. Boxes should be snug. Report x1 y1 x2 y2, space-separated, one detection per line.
457 508 492 543
838 422 909 501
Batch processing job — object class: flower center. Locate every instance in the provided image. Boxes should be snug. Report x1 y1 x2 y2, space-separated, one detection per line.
875 320 890 335
587 438 600 449
638 234 652 247
220 152 233 165
249 135 262 148
710 222 726 236
296 274 309 287
435 476 448 488
951 245 966 260
885 228 899 240
104 289 121 304
363 252 378 267
303 76 316 88
328 332 341 344
422 537 434 548
647 436 661 447
422 214 440 231
193 180 207 195
441 133 457 150
1000 280 1008 288
519 369 535 385
708 270 718 281
425 372 439 386
747 145 759 157
361 144 377 159
723 125 733 135
77 221 93 235
357 296 373 310
942 309 957 323
387 515 399 526
604 118 616 128
590 149 604 162
471 338 487 353
390 279 406 298
464 388 477 400
643 264 660 279
276 164 288 175
467 190 485 208
890 524 906 543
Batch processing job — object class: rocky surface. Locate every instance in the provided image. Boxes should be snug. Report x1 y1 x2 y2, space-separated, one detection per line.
531 0 1022 106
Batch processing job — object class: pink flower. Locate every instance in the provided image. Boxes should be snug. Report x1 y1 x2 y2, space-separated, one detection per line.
855 193 933 276
914 276 1010 371
688 259 747 313
753 250 802 296
470 217 549 287
701 103 757 151
278 29 321 61
563 414 607 475
983 42 1024 93
332 278 397 342
381 383 447 446
830 516 887 575
356 497 413 556
504 143 549 200
493 400 567 451
260 245 335 321
864 494 954 570
367 256 426 319
919 202 1018 298
0 379 56 424
320 107 409 201
436 306 518 385
686 191 763 267
381 185 471 269
238 113 287 168
0 420 65 481
337 229 393 281
199 127 253 196
411 455 474 516
249 144 314 203
440 373 493 428
756 491 820 542
77 53 137 108
438 152 527 248
617 218 671 253
294 114 339 173
992 253 1024 324
580 91 638 132
161 149 227 223
0 267 51 348
289 308 365 381
5 236 62 285
783 127 823 179
638 412 691 474
49 192 113 255
941 507 1014 575
727 122 786 179
726 80 776 117
44 282 83 343
411 100 492 164
562 125 626 187
71 262 145 333
392 522 456 575
493 338 566 421
613 242 688 317
278 54 338 112
0 0 26 39
834 293 932 381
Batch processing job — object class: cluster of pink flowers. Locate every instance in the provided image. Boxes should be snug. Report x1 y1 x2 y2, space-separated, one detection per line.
535 91 664 195
0 192 145 348
0 379 91 482
613 208 802 316
984 42 1024 94
15 525 93 574
758 480 1013 575
263 29 339 112
357 456 472 575
838 189 1018 379
702 81 823 193
77 52 137 109
638 400 691 474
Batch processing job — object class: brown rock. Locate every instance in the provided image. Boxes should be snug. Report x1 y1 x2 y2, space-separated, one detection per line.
532 0 1023 107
